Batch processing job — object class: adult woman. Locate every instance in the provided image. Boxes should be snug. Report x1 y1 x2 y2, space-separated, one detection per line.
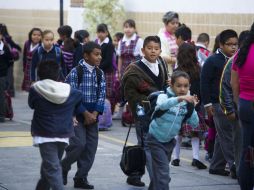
158 11 179 74
231 22 254 190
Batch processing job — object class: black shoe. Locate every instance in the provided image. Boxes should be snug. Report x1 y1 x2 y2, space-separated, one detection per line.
171 159 180 166
230 165 237 179
209 169 230 176
74 178 94 189
62 170 68 185
126 177 145 187
192 159 207 169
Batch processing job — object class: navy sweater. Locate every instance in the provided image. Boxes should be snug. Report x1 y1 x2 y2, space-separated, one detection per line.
201 50 229 105
28 87 82 138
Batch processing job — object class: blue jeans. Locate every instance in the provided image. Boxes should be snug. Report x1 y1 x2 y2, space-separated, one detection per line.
238 98 254 190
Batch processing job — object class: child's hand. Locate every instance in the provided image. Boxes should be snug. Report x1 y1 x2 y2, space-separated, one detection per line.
178 95 195 104
193 94 199 106
83 111 97 126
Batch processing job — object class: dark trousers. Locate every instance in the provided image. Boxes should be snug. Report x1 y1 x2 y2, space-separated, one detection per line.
0 77 6 119
209 103 235 171
6 65 14 97
61 122 98 179
36 142 66 190
238 98 254 190
147 133 176 190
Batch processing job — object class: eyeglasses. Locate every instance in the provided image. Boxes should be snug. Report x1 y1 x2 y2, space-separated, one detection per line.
225 43 238 48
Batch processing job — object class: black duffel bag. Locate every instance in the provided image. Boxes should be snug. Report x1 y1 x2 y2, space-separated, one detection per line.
120 123 146 176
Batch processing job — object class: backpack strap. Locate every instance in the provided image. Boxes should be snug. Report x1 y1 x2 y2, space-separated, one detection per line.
95 67 102 100
76 64 83 88
55 46 61 65
182 102 195 124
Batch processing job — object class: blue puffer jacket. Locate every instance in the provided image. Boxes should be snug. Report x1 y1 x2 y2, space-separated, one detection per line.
149 88 199 143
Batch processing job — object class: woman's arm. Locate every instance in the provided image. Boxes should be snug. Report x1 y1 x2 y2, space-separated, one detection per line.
231 69 240 105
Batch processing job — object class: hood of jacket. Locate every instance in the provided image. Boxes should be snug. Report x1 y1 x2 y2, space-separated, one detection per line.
32 79 71 104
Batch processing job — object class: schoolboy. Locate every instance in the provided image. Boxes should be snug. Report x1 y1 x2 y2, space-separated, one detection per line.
29 60 83 190
201 29 238 178
175 24 192 47
122 36 168 188
196 33 211 67
61 42 106 189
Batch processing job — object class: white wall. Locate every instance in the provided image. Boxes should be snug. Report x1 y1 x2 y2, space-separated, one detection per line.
0 0 70 10
123 0 254 13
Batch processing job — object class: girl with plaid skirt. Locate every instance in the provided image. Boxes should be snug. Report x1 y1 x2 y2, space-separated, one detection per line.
171 42 207 169
95 24 116 113
22 28 42 91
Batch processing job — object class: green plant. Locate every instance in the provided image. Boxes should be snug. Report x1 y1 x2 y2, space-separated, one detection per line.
84 0 125 35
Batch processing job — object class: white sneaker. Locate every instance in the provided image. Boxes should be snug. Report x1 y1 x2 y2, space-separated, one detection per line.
112 106 124 120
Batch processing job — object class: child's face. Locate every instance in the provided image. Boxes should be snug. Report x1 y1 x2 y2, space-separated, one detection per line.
220 37 238 57
171 77 190 96
165 18 179 34
84 48 102 67
31 30 42 44
97 31 108 42
176 36 184 47
141 41 161 63
42 33 54 50
113 36 119 48
123 24 135 38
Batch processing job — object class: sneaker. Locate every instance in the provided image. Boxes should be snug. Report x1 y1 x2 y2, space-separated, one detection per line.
209 169 230 176
112 106 124 120
191 159 207 169
74 178 94 189
62 170 68 185
171 159 180 166
230 165 237 179
126 177 145 187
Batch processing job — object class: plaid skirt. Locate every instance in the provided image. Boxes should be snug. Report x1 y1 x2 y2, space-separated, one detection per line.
181 111 208 137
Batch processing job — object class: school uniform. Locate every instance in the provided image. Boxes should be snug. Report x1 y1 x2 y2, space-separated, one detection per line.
61 59 106 183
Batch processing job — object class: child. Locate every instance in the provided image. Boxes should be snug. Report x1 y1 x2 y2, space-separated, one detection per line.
147 71 199 190
95 23 116 113
196 33 211 67
122 36 168 188
61 42 106 189
113 19 143 119
22 28 42 91
113 32 123 52
175 24 192 47
28 60 83 190
57 25 75 74
31 30 66 83
171 43 207 169
73 29 90 67
0 27 12 122
201 29 238 178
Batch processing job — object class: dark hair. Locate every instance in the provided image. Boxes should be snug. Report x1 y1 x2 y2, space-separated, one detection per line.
28 28 42 42
82 41 101 55
123 19 136 29
219 29 238 45
175 24 192 42
57 25 72 38
63 38 75 52
96 23 112 41
212 34 220 53
0 23 9 36
177 43 200 80
74 29 89 43
162 11 179 25
143 36 161 48
38 60 60 81
238 30 249 48
197 33 210 43
114 32 124 41
42 30 54 39
171 71 190 85
235 22 254 67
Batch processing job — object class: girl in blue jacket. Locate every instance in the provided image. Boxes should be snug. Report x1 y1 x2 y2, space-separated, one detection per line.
147 71 199 190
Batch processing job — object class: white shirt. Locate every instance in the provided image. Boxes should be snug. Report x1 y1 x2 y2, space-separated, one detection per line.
30 43 40 52
0 40 4 51
33 136 69 147
97 37 109 46
117 33 143 56
141 57 159 76
83 60 95 73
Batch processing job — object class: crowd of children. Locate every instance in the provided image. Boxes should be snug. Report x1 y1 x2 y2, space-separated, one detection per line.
0 11 253 190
